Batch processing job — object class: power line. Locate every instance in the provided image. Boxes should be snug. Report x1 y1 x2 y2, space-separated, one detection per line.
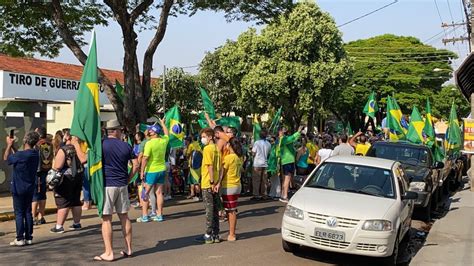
353 59 453 63
353 76 451 80
349 54 456 58
346 46 455 50
446 0 465 57
337 0 399 28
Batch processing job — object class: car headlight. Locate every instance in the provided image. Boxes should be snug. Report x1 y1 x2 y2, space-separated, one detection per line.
284 205 304 220
362 220 392 231
409 182 426 192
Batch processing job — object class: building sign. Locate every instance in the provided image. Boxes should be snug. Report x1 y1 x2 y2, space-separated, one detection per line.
0 70 110 105
463 118 474 153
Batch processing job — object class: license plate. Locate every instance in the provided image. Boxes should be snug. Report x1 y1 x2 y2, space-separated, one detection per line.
314 228 345 242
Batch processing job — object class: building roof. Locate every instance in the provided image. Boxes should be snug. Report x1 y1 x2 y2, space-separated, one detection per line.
455 52 474 101
0 53 124 83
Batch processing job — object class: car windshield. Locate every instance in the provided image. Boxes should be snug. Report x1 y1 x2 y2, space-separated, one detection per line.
305 162 395 199
368 145 430 167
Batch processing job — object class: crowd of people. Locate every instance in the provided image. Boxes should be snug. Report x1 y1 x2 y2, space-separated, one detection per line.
5 116 380 260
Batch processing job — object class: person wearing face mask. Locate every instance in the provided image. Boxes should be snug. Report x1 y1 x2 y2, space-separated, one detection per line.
195 128 221 244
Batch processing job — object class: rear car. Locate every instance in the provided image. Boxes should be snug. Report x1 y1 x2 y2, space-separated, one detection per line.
366 141 444 221
281 156 416 265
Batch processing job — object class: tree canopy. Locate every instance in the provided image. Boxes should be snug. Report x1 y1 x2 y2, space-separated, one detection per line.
337 34 457 129
0 0 294 130
200 2 352 129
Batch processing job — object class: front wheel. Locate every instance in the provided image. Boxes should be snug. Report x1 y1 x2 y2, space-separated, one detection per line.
282 239 300 253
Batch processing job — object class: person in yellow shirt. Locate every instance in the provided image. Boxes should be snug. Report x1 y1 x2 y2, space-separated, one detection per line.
350 131 371 156
195 128 220 244
216 137 243 241
306 134 319 173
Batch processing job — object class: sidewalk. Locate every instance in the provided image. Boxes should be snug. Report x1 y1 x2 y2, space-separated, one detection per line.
411 181 474 266
0 191 57 222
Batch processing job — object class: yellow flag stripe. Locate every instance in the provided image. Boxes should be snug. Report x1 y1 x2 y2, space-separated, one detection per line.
87 82 100 113
89 161 103 176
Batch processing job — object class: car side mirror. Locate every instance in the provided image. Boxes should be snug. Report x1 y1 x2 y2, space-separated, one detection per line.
401 191 418 200
433 161 444 169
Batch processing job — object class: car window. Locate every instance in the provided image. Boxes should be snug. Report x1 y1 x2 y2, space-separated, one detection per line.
306 162 395 199
369 144 430 167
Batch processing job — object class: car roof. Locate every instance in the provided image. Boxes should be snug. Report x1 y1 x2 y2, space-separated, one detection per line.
325 156 396 170
371 140 429 149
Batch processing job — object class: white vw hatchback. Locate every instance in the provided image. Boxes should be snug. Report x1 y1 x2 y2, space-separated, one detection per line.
281 156 417 265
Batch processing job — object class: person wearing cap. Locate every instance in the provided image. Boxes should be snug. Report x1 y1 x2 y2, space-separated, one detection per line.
137 118 169 223
94 120 138 261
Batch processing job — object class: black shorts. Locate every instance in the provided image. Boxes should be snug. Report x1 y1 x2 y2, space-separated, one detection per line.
33 171 48 202
282 163 295 176
54 174 83 209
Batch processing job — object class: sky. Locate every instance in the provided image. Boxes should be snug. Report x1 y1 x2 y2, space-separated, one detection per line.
43 0 471 76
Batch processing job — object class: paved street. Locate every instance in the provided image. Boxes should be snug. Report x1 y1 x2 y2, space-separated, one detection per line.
0 187 467 266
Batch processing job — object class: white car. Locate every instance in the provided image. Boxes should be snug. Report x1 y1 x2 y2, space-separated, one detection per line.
281 156 417 265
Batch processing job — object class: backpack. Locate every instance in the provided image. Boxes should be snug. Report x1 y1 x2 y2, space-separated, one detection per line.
60 145 84 180
38 140 54 172
190 150 203 170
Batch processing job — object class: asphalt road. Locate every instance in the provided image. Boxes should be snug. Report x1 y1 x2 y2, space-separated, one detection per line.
0 195 432 266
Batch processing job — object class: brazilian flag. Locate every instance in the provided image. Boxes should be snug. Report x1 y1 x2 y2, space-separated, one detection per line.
386 96 406 141
165 105 184 148
363 91 378 119
406 106 424 144
445 102 462 155
70 31 105 217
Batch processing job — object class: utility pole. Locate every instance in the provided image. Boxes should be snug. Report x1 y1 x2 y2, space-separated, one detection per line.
469 0 474 191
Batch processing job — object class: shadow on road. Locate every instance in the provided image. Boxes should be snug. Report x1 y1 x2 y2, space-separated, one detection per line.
133 227 280 257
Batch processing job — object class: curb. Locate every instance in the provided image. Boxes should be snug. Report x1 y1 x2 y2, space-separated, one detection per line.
0 208 57 222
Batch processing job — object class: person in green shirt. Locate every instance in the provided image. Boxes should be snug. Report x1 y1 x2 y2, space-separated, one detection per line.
277 126 303 203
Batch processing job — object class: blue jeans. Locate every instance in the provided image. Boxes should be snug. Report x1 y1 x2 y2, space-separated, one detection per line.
82 166 92 202
13 193 34 241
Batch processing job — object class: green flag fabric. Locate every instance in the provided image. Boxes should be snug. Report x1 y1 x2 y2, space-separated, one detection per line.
164 105 185 148
115 79 124 101
216 116 241 132
269 107 282 135
406 106 424 144
253 115 262 141
424 98 435 147
445 103 462 155
200 87 216 119
386 96 406 141
363 91 378 118
70 32 104 217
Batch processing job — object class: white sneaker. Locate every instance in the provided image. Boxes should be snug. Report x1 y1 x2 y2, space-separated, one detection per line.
26 240 33 245
193 196 200 202
10 239 25 246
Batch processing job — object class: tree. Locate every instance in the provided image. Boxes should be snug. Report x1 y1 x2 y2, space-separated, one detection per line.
337 34 457 129
431 85 469 120
201 2 352 129
0 1 294 130
149 67 199 126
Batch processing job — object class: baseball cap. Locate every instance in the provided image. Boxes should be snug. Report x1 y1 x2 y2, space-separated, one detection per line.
147 124 162 134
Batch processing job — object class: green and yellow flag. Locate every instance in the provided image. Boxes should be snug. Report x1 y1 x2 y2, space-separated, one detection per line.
217 116 241 132
386 96 406 141
253 114 262 141
406 106 424 144
70 32 104 217
164 105 184 148
423 98 435 147
445 102 462 155
363 91 378 119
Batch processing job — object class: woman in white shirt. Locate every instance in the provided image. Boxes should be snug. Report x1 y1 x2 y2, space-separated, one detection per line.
315 142 333 165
